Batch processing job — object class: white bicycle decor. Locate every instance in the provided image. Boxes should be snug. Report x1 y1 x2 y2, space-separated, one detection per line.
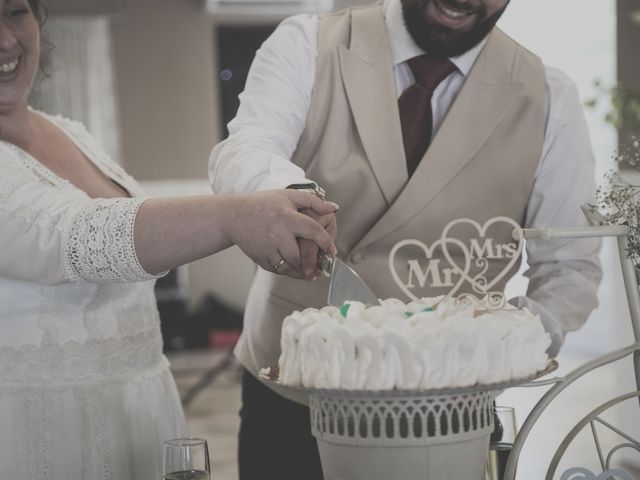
390 221 640 479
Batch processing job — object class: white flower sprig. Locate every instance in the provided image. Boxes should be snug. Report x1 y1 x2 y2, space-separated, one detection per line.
585 139 640 265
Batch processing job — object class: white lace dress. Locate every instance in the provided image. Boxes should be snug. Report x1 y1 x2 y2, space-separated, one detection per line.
0 112 188 480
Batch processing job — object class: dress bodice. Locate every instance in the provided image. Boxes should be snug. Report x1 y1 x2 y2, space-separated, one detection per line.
0 112 186 480
0 111 165 383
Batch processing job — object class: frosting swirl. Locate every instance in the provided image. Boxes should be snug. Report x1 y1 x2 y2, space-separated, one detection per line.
277 296 550 390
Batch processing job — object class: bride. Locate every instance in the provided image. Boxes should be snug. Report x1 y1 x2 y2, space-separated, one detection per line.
0 0 337 478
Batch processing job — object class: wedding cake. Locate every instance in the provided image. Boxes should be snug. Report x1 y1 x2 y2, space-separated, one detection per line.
276 296 550 390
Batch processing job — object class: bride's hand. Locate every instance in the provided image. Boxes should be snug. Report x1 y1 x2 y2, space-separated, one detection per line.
222 190 338 278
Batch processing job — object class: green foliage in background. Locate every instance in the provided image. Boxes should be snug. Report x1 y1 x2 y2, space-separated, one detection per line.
585 80 640 131
585 9 640 157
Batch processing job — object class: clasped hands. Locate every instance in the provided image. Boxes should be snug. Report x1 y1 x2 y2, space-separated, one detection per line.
278 202 338 280
227 189 338 279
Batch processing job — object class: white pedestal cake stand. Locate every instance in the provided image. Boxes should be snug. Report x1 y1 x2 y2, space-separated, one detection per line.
262 362 557 480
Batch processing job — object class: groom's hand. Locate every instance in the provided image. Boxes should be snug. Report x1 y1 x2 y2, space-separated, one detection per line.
297 208 338 280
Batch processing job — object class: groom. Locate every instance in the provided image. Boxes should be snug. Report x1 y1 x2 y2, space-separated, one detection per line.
209 0 602 478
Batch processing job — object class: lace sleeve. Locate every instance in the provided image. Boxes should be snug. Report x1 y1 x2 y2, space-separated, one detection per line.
64 198 162 283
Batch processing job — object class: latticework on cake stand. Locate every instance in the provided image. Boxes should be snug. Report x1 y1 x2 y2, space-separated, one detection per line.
309 388 497 480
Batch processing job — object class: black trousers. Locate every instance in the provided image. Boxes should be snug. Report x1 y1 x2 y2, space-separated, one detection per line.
238 368 324 480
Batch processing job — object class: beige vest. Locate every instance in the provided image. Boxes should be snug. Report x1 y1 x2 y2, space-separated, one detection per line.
236 3 547 386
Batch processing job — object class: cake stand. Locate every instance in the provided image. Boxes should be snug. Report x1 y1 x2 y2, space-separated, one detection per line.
261 361 558 480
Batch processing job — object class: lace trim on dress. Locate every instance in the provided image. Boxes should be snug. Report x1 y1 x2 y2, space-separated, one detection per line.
0 153 32 207
64 197 158 282
40 112 144 197
15 393 52 480
0 148 34 199
0 143 79 231
0 330 166 387
80 386 112 480
3 142 77 192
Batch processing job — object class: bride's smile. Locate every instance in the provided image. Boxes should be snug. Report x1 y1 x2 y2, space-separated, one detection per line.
0 0 38 113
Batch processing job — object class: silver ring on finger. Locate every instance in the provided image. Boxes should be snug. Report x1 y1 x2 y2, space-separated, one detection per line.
273 259 286 272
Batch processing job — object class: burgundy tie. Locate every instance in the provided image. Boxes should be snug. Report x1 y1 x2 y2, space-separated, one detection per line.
399 54 457 176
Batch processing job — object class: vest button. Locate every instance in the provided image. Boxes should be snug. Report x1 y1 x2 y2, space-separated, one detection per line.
350 252 364 264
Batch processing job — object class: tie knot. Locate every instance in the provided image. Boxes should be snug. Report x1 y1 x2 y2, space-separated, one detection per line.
407 54 457 92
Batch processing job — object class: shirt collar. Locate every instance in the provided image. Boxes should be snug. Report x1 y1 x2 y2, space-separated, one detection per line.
383 0 487 76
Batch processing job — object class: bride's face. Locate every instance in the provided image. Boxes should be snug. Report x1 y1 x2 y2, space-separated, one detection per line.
0 0 39 114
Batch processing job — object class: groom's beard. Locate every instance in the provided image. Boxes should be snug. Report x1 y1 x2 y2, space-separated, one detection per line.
402 0 510 58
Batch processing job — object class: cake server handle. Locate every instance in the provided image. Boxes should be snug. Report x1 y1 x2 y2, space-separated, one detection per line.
318 252 334 277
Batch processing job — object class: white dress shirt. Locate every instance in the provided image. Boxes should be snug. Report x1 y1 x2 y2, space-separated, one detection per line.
209 0 602 355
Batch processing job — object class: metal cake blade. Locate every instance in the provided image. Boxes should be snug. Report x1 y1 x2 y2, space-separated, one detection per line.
324 256 380 307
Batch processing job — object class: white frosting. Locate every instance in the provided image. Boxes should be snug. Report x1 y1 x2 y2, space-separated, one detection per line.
277 296 551 390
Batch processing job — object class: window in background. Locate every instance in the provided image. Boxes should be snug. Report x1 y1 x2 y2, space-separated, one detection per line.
215 24 278 139
30 16 122 163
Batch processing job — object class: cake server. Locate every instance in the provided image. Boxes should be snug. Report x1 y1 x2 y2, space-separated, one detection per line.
319 254 380 307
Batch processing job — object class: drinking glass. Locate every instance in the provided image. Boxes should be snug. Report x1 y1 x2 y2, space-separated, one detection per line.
486 406 517 480
163 437 211 480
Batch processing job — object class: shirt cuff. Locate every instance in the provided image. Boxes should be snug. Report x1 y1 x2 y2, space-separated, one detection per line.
509 295 564 357
254 174 318 192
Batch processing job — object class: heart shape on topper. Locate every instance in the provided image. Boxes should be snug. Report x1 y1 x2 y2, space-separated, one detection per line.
388 238 471 302
440 216 524 295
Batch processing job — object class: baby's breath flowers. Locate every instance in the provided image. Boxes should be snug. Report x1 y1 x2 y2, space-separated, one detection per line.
585 139 640 265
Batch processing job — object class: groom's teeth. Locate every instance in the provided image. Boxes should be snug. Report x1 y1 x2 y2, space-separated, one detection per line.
435 0 472 19
0 59 19 73
440 5 468 18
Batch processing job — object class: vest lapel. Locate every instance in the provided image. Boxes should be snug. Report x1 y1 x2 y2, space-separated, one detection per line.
353 28 522 251
339 6 407 205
